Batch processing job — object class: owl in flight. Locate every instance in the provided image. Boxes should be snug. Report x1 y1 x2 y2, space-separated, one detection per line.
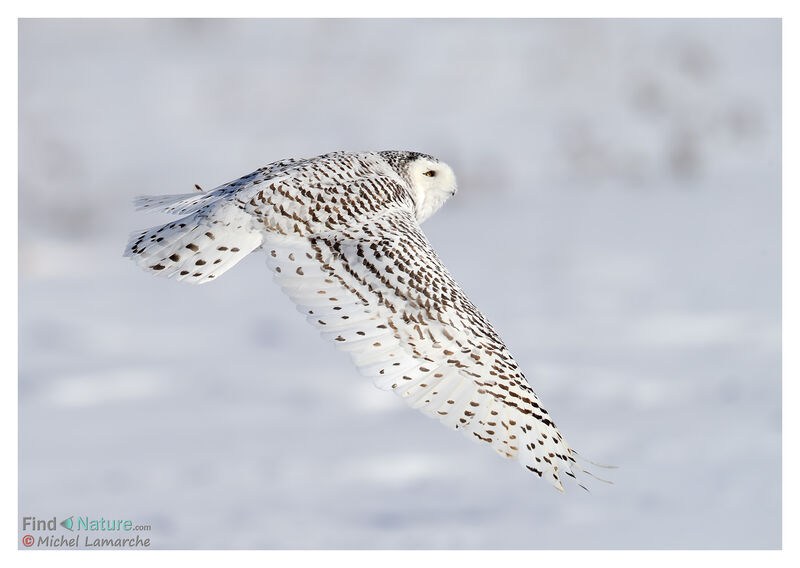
125 150 603 492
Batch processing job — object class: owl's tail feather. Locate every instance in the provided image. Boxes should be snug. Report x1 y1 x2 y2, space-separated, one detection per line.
133 190 225 216
124 198 263 284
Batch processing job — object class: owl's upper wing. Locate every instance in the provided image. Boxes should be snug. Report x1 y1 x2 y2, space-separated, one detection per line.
266 209 586 491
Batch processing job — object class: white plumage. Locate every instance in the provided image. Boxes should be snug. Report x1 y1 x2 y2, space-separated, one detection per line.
125 150 604 492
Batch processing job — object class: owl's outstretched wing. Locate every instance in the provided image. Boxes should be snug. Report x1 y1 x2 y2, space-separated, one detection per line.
265 209 587 492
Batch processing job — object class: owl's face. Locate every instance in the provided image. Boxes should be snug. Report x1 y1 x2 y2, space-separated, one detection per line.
407 156 458 223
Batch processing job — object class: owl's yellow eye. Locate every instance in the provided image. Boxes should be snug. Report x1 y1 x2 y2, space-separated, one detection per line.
423 170 437 177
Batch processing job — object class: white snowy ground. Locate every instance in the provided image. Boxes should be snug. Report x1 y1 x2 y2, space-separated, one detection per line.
18 19 780 549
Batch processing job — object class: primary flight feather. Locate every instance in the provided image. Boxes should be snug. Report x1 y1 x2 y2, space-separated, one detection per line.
125 150 598 492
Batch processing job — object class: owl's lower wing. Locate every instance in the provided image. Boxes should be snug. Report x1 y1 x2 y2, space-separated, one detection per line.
265 210 586 492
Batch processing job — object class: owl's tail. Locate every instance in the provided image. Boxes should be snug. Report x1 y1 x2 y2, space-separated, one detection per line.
124 195 264 284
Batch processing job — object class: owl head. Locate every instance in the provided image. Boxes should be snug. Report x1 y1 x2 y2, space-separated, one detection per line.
379 151 458 223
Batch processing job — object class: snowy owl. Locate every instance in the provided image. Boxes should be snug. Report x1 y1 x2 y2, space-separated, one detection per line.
125 150 603 492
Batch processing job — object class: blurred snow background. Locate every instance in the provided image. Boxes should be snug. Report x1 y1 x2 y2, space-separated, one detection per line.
18 19 780 549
